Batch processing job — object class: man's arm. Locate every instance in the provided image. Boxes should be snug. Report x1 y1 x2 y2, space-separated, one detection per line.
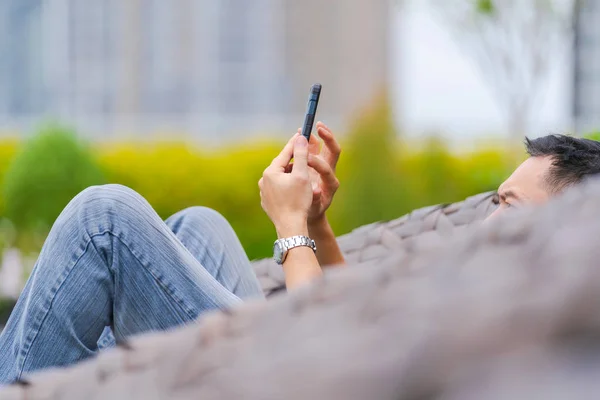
260 134 324 290
304 122 344 267
277 222 323 289
259 123 344 289
309 215 345 267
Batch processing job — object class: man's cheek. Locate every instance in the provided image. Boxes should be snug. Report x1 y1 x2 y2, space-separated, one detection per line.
483 208 502 223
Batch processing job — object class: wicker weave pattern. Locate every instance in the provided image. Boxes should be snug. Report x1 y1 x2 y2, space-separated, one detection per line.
3 184 600 398
253 191 498 296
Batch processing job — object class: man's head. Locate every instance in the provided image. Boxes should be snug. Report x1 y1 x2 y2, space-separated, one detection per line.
488 134 600 219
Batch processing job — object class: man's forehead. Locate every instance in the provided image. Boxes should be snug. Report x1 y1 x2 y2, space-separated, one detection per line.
498 156 554 202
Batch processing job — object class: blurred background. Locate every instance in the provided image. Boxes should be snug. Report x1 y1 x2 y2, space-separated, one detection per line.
0 0 596 311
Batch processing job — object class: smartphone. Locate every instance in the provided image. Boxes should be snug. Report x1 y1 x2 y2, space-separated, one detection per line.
301 83 322 141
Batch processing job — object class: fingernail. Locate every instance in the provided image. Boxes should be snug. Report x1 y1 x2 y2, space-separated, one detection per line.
296 136 308 147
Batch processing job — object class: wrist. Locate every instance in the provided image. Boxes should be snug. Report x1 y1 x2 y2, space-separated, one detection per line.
308 214 331 236
275 217 308 239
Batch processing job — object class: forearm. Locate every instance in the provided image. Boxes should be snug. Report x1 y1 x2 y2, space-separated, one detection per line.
276 222 323 290
282 247 322 290
308 215 345 267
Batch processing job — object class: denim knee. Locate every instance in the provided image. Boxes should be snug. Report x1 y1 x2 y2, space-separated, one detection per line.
174 207 229 229
69 184 145 213
56 184 151 234
76 184 143 207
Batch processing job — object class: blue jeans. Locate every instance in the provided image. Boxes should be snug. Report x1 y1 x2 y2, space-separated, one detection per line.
0 185 264 384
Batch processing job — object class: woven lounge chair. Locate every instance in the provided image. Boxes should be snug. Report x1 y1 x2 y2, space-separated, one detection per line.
20 187 600 399
253 191 498 297
0 192 498 328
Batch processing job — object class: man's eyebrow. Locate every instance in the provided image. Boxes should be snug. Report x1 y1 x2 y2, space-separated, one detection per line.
499 189 520 201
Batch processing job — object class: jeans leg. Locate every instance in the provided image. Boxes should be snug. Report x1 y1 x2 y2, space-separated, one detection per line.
97 206 264 350
0 185 246 384
165 207 263 299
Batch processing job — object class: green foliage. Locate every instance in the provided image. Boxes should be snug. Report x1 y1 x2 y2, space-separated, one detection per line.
476 0 495 15
331 93 410 234
330 96 517 237
0 141 19 217
584 131 600 142
0 104 520 260
0 297 16 325
3 125 106 232
98 141 280 260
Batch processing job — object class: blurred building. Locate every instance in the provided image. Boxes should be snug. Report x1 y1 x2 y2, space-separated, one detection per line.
573 0 600 135
0 0 390 139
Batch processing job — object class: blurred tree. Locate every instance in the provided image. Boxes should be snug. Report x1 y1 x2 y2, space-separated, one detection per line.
331 92 409 234
429 0 581 140
584 131 600 142
0 127 518 260
0 297 16 326
3 125 106 235
402 136 465 206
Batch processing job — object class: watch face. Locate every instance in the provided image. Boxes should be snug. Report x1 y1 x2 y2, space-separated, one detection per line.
273 242 284 264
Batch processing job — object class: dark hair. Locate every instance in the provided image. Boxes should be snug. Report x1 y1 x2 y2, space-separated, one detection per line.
525 134 600 193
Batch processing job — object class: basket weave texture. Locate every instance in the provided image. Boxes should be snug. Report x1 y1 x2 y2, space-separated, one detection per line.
26 188 600 399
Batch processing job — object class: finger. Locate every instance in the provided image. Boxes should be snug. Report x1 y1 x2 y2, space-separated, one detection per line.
315 121 328 132
316 124 341 167
308 132 320 155
312 187 322 203
315 121 332 137
298 125 320 155
270 132 300 170
289 131 300 144
291 136 309 176
316 123 339 153
308 154 339 188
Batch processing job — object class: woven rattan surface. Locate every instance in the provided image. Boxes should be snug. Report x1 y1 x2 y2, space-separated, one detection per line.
4 183 600 398
253 191 498 296
8 184 600 398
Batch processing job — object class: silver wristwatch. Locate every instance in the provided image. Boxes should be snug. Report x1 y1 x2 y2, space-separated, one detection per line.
273 235 317 265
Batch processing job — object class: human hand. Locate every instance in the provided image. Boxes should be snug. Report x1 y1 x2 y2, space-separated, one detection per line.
259 134 313 237
301 122 342 223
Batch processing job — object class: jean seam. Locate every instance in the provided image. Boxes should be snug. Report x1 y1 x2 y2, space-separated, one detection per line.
175 224 221 281
101 231 199 323
16 236 96 380
17 229 198 379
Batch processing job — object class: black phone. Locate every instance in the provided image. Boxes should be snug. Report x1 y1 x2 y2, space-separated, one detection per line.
301 83 322 141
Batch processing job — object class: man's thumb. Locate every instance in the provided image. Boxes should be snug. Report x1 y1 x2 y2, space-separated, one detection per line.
292 136 309 175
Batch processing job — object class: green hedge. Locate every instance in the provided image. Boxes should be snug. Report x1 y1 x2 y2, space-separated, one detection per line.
4 125 105 233
0 297 16 325
0 104 555 260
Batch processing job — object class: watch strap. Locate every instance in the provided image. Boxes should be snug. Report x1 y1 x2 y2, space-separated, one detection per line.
274 235 317 265
279 235 317 252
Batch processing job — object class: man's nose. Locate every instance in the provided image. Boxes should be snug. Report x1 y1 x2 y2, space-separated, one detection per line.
483 207 501 224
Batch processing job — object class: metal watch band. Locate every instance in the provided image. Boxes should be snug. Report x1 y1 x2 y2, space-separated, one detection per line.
273 235 317 265
281 235 316 252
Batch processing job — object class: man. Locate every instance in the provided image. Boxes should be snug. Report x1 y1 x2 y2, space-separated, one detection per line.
0 124 599 384
487 134 600 219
